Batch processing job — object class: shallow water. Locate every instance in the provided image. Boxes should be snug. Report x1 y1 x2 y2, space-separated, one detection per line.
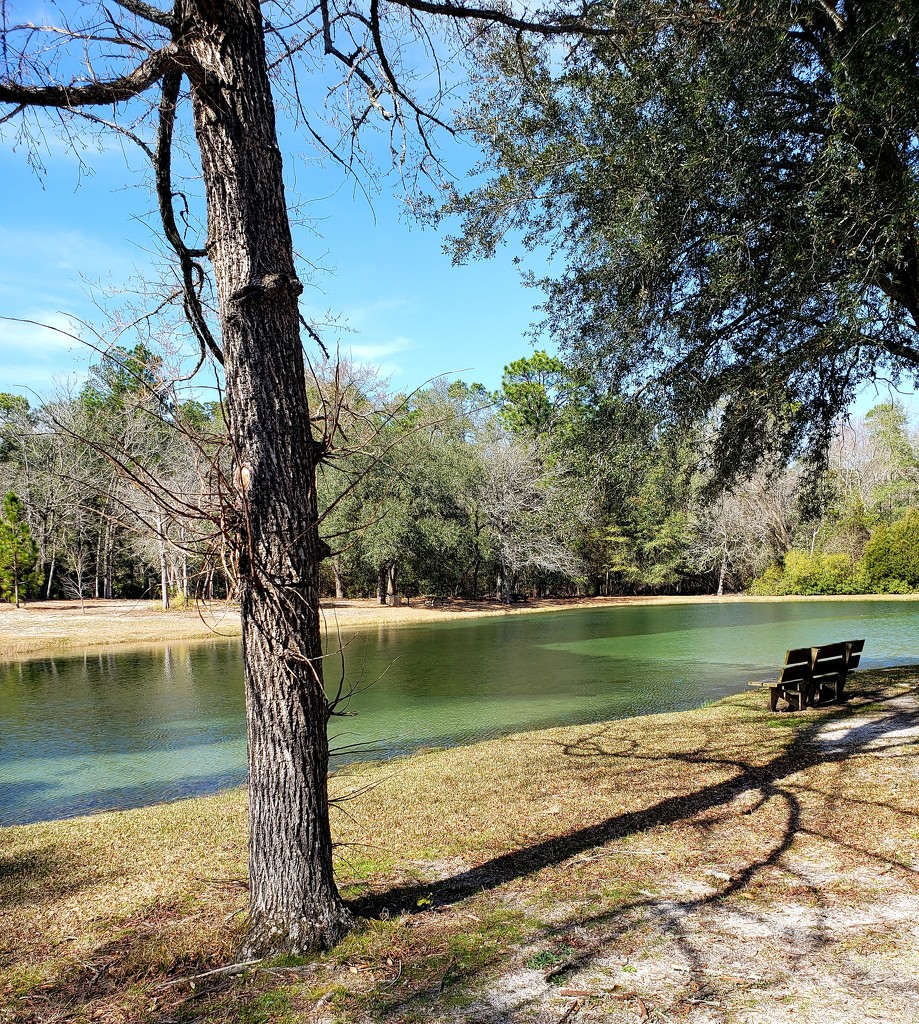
2 599 916 825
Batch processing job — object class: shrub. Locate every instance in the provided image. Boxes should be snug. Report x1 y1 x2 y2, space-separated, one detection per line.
861 509 919 591
749 551 862 596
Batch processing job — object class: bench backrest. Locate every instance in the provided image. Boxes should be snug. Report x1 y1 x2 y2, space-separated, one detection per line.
777 647 813 685
811 639 864 682
811 642 847 681
846 639 864 671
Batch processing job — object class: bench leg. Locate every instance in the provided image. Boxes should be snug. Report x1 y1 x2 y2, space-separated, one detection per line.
769 687 780 712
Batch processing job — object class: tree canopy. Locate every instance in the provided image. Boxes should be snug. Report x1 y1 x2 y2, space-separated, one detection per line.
0 491 41 606
446 0 919 474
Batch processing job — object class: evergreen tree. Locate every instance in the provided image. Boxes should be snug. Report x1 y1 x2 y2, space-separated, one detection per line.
448 1 919 477
0 492 41 607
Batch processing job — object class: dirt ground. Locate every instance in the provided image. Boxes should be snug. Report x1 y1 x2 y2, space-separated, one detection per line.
2 592 916 659
2 670 917 1024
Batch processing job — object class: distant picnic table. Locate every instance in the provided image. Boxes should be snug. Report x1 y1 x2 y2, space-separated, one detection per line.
748 640 864 712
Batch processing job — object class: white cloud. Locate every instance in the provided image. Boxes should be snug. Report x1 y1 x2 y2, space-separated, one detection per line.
345 336 412 362
0 222 153 393
0 312 90 395
0 225 131 279
338 336 412 378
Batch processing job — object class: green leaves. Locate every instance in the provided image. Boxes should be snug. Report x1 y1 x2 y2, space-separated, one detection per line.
448 1 919 479
0 491 41 606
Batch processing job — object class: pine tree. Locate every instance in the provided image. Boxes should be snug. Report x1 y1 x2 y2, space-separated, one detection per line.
0 492 40 608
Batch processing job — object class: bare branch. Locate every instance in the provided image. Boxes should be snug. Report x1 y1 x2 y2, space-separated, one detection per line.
0 43 179 108
384 0 623 38
155 68 224 365
111 0 177 30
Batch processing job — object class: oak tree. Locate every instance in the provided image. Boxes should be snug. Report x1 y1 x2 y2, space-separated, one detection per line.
447 0 919 476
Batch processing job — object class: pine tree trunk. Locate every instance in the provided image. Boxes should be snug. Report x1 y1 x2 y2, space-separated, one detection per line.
94 518 104 599
185 0 349 955
104 521 114 599
333 558 344 600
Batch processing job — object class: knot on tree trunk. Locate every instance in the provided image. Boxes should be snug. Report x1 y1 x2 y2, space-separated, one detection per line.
229 272 304 307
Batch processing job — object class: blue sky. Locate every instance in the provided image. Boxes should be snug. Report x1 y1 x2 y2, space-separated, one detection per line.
0 99 545 402
0 48 913 420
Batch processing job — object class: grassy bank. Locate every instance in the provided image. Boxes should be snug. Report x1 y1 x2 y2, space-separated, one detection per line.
3 668 918 1023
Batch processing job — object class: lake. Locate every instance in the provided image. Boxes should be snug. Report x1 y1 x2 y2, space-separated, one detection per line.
2 599 916 825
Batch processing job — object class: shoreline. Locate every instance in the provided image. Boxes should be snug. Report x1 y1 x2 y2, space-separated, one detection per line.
2 591 918 660
3 667 917 1023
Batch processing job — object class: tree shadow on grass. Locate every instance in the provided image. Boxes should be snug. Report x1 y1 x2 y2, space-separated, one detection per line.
7 677 917 1024
0 840 117 912
344 679 918 1018
351 682 918 921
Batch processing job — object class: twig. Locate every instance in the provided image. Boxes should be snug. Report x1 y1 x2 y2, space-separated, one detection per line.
557 999 582 1023
605 990 650 1019
155 959 263 989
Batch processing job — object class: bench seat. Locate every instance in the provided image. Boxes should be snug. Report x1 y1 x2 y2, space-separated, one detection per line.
748 647 812 711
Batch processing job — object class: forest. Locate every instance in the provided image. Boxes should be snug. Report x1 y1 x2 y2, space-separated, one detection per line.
2 344 917 607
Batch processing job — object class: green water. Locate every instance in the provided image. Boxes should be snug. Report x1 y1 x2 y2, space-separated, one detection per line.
2 599 916 825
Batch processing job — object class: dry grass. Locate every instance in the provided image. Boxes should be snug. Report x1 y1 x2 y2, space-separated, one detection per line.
2 669 918 1023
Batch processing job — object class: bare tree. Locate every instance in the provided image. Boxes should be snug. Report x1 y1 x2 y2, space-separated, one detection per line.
0 0 624 955
478 428 586 599
690 467 803 592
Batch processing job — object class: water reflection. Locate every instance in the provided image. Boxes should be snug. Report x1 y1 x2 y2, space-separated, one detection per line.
2 599 917 825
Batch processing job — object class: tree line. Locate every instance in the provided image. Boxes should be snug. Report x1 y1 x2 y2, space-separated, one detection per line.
5 0 916 957
3 346 917 606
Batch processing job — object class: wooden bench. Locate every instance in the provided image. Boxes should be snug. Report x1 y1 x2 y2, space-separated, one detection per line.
807 639 864 706
748 640 864 711
748 647 813 711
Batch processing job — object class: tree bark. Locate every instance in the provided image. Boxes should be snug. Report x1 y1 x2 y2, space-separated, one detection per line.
104 520 115 599
94 516 104 599
386 562 400 607
157 512 170 611
184 0 349 954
